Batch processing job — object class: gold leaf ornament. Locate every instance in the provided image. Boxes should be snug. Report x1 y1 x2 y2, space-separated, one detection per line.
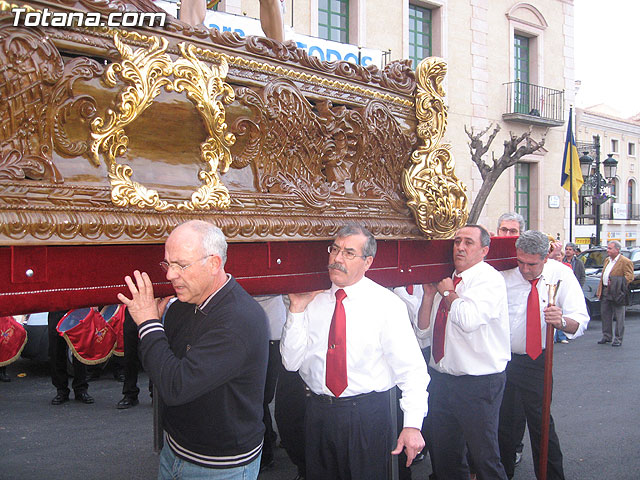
90 32 235 211
402 57 468 238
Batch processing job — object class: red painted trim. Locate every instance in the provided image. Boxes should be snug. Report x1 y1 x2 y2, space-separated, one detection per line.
0 237 516 315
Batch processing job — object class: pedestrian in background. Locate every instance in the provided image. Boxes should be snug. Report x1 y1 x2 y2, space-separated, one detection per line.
597 240 634 347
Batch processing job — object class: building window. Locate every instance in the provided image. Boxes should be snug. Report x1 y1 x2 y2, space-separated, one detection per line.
611 139 619 153
513 34 530 114
629 142 636 156
318 0 349 43
628 179 636 221
611 178 617 199
409 4 432 68
515 162 530 228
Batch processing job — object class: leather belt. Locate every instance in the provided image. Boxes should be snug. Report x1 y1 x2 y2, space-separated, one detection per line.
310 389 387 405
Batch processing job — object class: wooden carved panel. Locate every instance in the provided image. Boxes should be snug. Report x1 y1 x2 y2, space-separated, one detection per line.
0 0 465 245
0 21 63 182
230 79 415 212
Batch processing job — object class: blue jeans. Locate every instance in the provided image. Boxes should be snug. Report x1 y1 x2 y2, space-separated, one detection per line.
554 329 568 342
158 444 261 480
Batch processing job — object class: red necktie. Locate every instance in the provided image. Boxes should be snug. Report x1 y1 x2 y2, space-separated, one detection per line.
326 289 348 397
526 278 542 360
406 285 414 295
432 276 462 363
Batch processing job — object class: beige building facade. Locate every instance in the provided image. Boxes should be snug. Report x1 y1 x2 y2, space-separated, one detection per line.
575 107 640 248
197 0 577 238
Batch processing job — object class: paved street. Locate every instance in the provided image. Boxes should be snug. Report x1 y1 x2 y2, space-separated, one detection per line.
1 311 639 480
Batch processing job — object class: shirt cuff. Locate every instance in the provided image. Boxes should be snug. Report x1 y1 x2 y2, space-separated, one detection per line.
403 411 426 430
285 310 305 327
137 319 164 340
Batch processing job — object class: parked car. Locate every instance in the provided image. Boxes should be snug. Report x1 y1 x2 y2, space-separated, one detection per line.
577 247 640 316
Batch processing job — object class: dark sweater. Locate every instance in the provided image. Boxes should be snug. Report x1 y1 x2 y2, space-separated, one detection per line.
137 276 268 468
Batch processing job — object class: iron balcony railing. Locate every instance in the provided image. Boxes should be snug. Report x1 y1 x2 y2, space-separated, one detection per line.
600 203 640 221
503 81 564 125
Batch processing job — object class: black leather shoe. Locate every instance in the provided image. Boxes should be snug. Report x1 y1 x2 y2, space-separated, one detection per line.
116 396 139 409
75 392 95 404
51 393 69 405
612 340 622 347
597 338 611 344
0 371 10 382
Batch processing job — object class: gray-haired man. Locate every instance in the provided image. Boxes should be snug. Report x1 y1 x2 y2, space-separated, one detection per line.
499 230 589 479
596 240 634 346
281 224 428 480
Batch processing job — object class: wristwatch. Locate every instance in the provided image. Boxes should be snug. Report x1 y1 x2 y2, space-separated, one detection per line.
560 317 567 330
442 290 455 297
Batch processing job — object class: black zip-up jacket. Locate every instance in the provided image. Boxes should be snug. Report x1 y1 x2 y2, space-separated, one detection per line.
137 276 268 468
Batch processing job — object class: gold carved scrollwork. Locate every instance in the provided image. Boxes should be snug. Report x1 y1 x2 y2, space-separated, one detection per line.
89 31 235 211
402 57 468 238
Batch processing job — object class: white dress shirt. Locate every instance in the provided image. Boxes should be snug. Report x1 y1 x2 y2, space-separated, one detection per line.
602 254 620 286
393 285 430 348
502 259 590 354
417 261 511 376
253 295 287 341
280 276 429 429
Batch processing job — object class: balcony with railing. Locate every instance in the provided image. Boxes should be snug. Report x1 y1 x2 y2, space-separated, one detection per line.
600 203 640 221
503 81 565 127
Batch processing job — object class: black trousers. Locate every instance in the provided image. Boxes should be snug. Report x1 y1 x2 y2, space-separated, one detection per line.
498 353 565 480
122 310 141 399
274 370 307 476
428 368 507 480
305 390 393 480
48 311 88 396
261 340 281 463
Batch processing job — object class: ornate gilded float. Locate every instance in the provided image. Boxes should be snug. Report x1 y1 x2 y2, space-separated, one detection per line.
0 0 467 245
0 0 493 315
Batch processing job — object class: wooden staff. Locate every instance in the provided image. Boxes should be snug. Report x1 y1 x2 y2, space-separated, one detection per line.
539 281 560 480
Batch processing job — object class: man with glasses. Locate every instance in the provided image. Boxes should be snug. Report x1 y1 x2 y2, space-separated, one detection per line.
497 212 525 237
118 220 268 480
280 224 429 480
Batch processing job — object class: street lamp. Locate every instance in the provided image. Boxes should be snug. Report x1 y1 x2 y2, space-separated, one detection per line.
578 136 619 247
579 151 593 178
603 153 618 179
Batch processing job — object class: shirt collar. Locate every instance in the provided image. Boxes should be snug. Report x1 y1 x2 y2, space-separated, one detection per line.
454 260 485 282
197 274 232 313
330 275 369 299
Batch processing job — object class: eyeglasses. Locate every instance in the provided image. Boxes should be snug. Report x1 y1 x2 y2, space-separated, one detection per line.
498 227 519 236
327 245 368 260
159 255 212 273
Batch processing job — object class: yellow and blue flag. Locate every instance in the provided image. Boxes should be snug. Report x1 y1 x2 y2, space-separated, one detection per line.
561 108 583 203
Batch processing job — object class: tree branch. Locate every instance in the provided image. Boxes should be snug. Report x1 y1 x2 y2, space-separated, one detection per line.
465 125 547 224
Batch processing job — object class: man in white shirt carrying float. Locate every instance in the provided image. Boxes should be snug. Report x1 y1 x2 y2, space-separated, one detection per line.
499 230 589 479
280 224 429 480
417 224 511 480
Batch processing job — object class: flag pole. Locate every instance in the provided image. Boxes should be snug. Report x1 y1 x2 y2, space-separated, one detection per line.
569 106 573 242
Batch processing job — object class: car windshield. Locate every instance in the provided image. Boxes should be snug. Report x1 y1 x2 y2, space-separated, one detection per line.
579 250 632 268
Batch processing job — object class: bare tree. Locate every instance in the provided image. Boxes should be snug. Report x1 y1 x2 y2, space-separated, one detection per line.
465 123 547 224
